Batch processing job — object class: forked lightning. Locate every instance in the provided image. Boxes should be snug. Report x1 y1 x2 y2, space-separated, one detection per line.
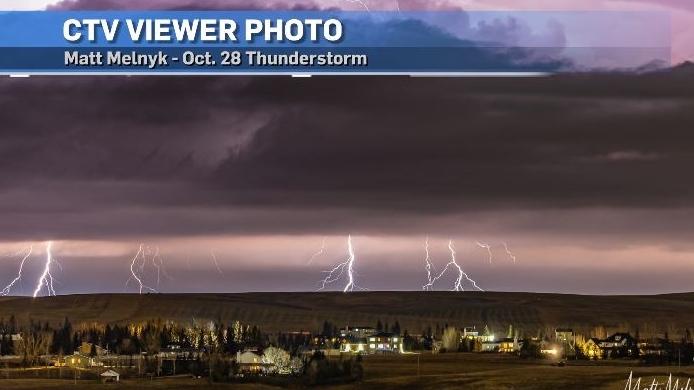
33 241 60 298
317 235 366 292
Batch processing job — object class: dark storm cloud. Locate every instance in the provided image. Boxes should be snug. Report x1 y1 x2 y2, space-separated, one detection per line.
1 65 694 240
215 69 694 210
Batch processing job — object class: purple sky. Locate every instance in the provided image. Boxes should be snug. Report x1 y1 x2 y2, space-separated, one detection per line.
0 0 693 296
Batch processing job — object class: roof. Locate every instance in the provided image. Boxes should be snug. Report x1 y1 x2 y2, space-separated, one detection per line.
100 370 119 377
368 331 396 337
604 333 635 342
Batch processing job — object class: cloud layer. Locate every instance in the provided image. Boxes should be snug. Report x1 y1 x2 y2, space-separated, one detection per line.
1 66 694 242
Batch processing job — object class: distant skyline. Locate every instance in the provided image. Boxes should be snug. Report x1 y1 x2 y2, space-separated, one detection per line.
1 0 693 297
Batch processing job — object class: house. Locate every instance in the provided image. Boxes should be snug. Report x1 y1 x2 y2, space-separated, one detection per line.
481 340 500 352
583 338 602 358
600 333 637 349
100 370 120 382
366 332 402 354
581 333 638 359
555 328 574 343
480 326 495 342
343 331 402 354
339 326 376 340
478 326 498 351
462 327 480 340
341 340 367 354
598 333 638 358
236 351 273 374
499 337 521 353
65 353 92 368
639 338 668 356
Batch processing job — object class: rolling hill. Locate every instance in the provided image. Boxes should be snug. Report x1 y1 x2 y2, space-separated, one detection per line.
1 291 693 337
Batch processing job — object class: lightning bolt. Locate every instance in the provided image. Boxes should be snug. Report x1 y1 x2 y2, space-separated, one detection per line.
422 237 436 291
427 240 484 292
449 241 484 291
2 245 33 296
307 237 327 265
125 244 156 294
211 251 224 275
502 242 516 264
317 235 366 292
32 241 59 298
476 241 493 265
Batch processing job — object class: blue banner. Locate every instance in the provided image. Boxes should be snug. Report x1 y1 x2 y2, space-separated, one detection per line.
0 11 671 75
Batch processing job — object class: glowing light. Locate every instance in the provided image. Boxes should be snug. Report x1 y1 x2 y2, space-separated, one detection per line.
422 237 436 291
502 242 516 264
125 244 156 294
307 237 327 265
317 235 366 292
32 241 59 298
2 245 33 296
475 241 493 265
451 241 484 291
427 240 484 292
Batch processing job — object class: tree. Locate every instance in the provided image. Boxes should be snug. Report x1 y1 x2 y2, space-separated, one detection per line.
392 321 401 335
290 356 304 375
441 327 459 352
591 326 607 340
262 347 291 374
18 331 53 366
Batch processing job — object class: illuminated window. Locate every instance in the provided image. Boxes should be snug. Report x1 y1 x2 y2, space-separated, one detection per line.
369 338 375 341
370 344 375 348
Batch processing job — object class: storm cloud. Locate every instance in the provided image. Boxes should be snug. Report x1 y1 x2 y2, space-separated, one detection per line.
1 65 694 243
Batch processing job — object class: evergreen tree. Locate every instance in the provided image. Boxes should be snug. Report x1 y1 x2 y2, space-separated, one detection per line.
392 321 401 335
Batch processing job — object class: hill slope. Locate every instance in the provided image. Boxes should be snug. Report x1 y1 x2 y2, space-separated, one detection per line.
1 291 693 336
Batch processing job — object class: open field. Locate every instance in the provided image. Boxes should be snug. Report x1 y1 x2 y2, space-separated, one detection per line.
1 291 694 335
1 354 693 390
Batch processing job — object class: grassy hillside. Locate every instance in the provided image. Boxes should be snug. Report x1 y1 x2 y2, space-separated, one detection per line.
1 291 693 336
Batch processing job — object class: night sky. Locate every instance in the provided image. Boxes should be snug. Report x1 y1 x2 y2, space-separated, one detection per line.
1 0 693 296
